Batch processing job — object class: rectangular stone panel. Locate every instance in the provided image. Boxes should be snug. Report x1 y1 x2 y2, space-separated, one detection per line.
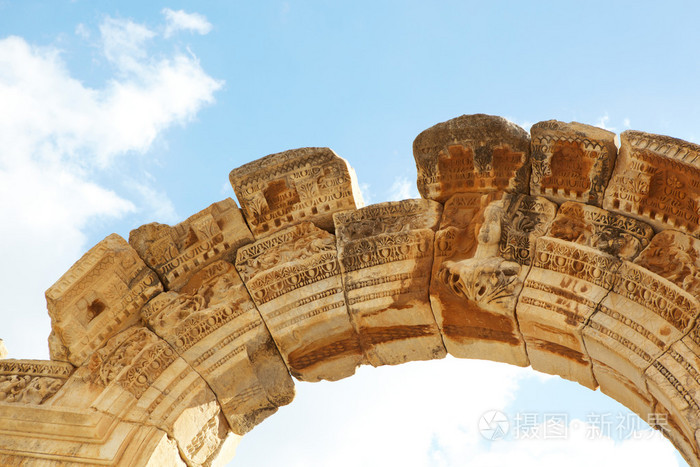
333 199 445 366
516 237 619 389
235 222 364 381
0 360 74 405
129 198 253 291
431 193 556 367
530 120 617 206
141 260 295 435
413 114 530 203
229 147 363 238
45 233 163 366
603 130 700 236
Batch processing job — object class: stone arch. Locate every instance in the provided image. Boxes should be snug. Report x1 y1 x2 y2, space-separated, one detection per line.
1 114 699 466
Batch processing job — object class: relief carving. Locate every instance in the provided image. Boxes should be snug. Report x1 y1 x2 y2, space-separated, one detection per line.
634 230 700 296
334 199 445 366
229 147 363 238
142 261 294 435
236 222 363 381
45 234 163 366
530 120 617 206
129 198 253 291
413 114 530 203
603 130 700 236
0 360 74 405
548 202 654 261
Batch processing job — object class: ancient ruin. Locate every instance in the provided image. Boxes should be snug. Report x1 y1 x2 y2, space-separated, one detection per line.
1 114 700 465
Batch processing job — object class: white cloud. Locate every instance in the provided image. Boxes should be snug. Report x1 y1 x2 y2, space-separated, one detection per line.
623 117 631 129
163 8 213 38
0 15 222 359
388 176 419 201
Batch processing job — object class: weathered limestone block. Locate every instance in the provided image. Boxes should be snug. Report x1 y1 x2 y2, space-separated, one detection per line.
645 340 700 465
49 326 236 466
0 404 188 466
235 222 363 381
548 202 655 261
530 120 617 206
413 114 530 203
578 229 699 438
229 147 363 238
129 198 253 291
539 203 656 416
142 260 295 435
432 193 556 367
46 234 163 366
333 199 445 366
516 237 619 389
615 231 700 464
0 360 73 405
603 130 700 236
0 339 6 359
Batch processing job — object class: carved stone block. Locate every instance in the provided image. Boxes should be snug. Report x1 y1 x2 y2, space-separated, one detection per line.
413 114 530 203
645 340 700 464
46 234 163 366
235 222 363 381
603 130 700 235
229 147 363 238
516 237 619 388
530 120 617 206
49 326 233 466
583 261 697 414
548 202 655 261
431 193 556 367
333 199 445 366
142 260 295 435
0 406 193 466
0 360 74 405
634 229 700 299
129 198 253 291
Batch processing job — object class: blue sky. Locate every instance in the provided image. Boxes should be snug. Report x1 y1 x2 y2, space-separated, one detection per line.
0 1 696 465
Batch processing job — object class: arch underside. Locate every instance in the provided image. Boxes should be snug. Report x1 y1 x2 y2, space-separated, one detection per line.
1 115 700 466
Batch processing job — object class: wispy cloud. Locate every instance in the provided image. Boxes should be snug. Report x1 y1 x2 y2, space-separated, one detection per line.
387 176 419 201
162 8 213 38
0 13 221 358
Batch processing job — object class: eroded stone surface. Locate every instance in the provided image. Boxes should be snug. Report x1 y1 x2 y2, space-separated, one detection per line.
0 360 74 405
413 114 530 203
432 193 556 366
530 120 617 206
129 198 253 292
49 326 236 466
604 130 700 235
235 222 363 381
142 260 294 435
548 202 655 261
334 199 445 366
46 234 163 366
229 147 363 238
516 237 619 389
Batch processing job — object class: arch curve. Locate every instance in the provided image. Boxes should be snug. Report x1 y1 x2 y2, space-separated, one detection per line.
0 114 699 466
